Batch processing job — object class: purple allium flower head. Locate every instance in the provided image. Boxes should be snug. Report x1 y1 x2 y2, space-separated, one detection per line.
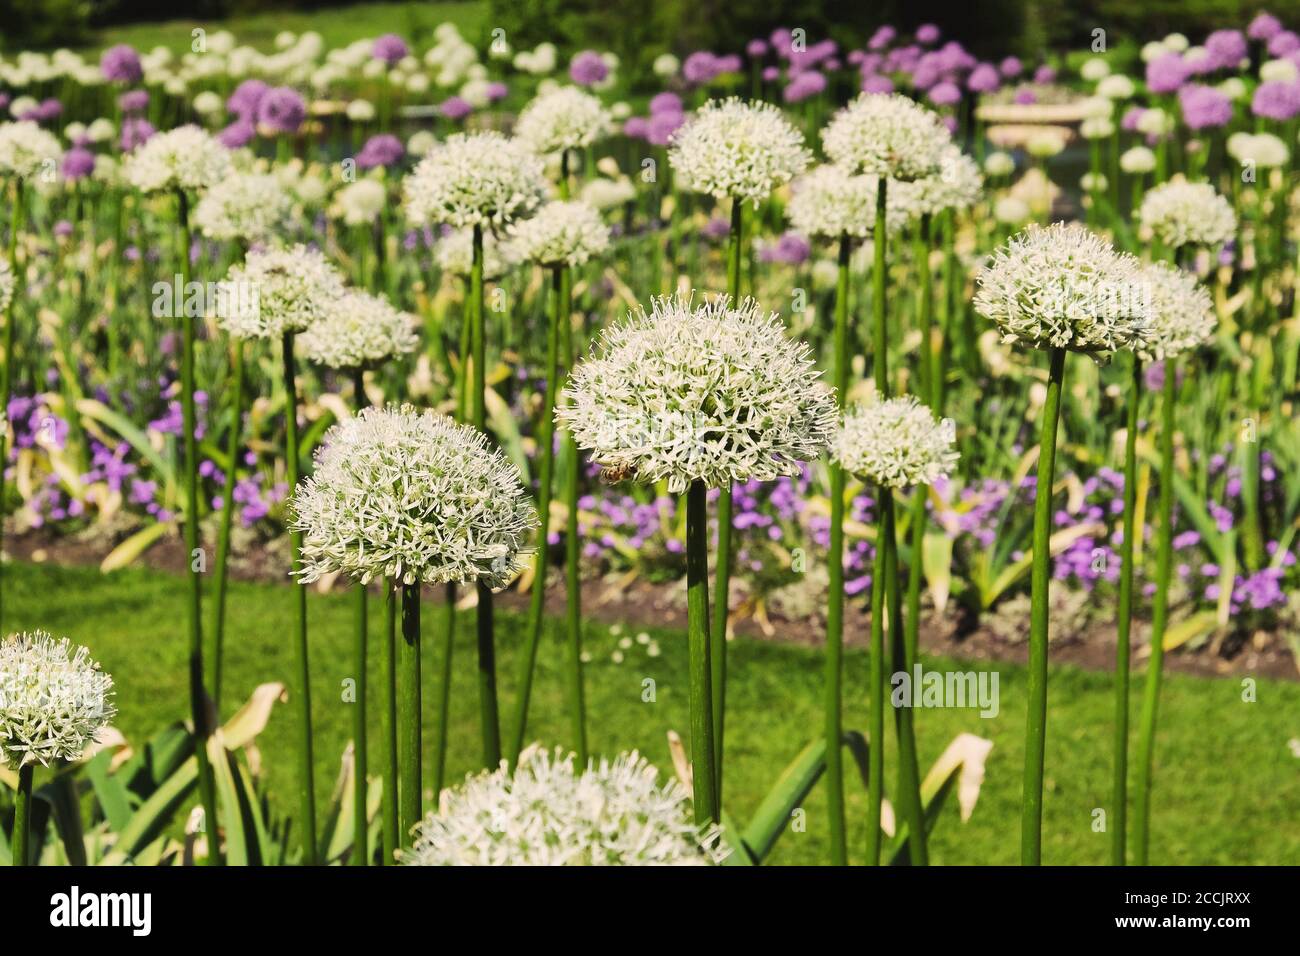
1252 79 1300 119
485 82 508 102
119 117 155 152
1000 56 1023 78
967 62 1001 92
227 79 269 119
622 116 650 139
869 26 896 50
649 91 683 115
257 86 306 134
683 51 720 85
762 66 780 82
356 133 404 169
0 94 8 111
1121 105 1146 131
747 38 769 57
770 28 794 57
62 147 95 180
1249 12 1283 41
371 33 409 65
569 50 609 86
1033 64 1057 84
1014 87 1038 104
928 81 961 106
101 44 143 83
647 110 685 146
715 53 742 73
53 220 73 238
1179 84 1233 129
1146 52 1190 93
118 89 149 113
783 70 827 102
1268 30 1300 57
916 24 940 45
759 231 811 265
217 119 256 149
1204 29 1247 70
862 72 894 94
439 96 472 120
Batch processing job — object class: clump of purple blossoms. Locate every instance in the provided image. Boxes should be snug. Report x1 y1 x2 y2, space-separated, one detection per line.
1179 84 1233 129
119 117 155 152
218 119 256 149
440 96 472 120
783 70 826 103
227 79 269 120
356 133 404 169
1268 30 1300 57
372 33 409 65
1204 29 1248 70
967 62 1001 93
62 147 95 180
1249 12 1283 42
569 50 609 86
101 44 142 83
257 87 307 134
1252 80 1300 120
1146 52 1191 94
758 232 811 265
118 89 149 114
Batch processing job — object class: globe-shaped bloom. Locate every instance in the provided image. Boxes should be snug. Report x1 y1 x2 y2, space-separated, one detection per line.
973 222 1152 356
398 746 720 866
356 133 405 170
514 85 613 155
298 289 419 370
1226 131 1289 168
668 97 812 207
785 164 899 240
507 199 610 267
834 396 959 488
0 631 116 769
1137 179 1236 249
822 92 952 181
436 227 520 280
290 404 537 587
1136 261 1215 363
221 244 346 340
330 177 386 226
256 87 307 134
193 172 292 242
403 132 547 229
0 121 63 181
893 142 983 217
100 44 142 83
123 125 232 193
558 292 837 493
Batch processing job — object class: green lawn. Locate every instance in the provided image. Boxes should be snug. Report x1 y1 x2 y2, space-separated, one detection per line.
80 2 489 57
8 559 1298 864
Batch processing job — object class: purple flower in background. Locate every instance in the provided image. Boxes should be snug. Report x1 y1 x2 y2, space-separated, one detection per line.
928 81 961 106
118 89 149 113
26 98 63 123
1014 87 1037 104
783 70 826 103
119 117 155 152
1033 64 1057 84
862 73 894 94
101 44 142 83
53 220 72 238
762 65 780 82
649 91 683 115
647 110 685 146
1121 105 1146 131
622 116 650 139
1268 30 1300 57
371 33 409 65
1000 56 1023 78
701 216 730 241
747 38 769 58
217 119 256 149
1204 29 1247 70
683 51 721 85
227 79 269 119
1252 80 1300 120
485 82 508 102
1146 52 1190 94
440 96 472 120
759 232 811 265
868 26 896 50
1179 84 1233 129
570 50 609 86
967 63 1000 93
62 147 95 180
356 133 404 169
1249 12 1283 41
257 86 306 134
916 24 941 45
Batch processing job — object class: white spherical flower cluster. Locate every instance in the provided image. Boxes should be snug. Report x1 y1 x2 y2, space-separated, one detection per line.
0 122 62 181
507 199 610 267
514 85 612 155
0 257 12 314
398 746 718 866
298 289 419 370
558 292 836 493
193 172 292 242
221 244 346 340
291 404 537 587
834 396 959 489
1138 179 1236 250
786 164 878 239
822 93 952 182
1119 146 1157 175
330 177 387 226
123 125 232 193
895 143 983 218
403 132 547 229
1226 132 1289 169
668 97 812 207
0 631 116 769
973 222 1152 356
436 227 520 280
1137 261 1216 363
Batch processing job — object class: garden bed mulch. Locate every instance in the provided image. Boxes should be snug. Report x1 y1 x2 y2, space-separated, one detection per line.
9 528 1297 682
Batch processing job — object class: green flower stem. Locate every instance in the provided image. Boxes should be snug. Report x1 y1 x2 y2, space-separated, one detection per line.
1022 345 1067 865
560 266 587 765
1112 354 1142 866
507 265 562 766
1133 361 1178 866
350 367 369 866
379 581 398 864
207 338 245 714
12 763 32 866
872 178 889 396
281 328 316 865
823 234 851 865
866 502 887 866
936 208 957 414
885 490 926 865
0 179 24 630
456 278 472 420
178 190 220 867
685 479 719 826
470 223 501 768
398 581 422 847
432 581 455 799
913 213 934 401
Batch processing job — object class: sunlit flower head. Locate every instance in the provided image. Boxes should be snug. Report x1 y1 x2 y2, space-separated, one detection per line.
0 121 63 181
403 132 547 229
514 85 612 155
122 124 231 193
298 289 419 370
822 92 951 181
193 171 292 242
507 199 610 267
834 396 959 488
436 227 520 280
330 177 387 226
221 244 347 340
786 164 880 239
1137 178 1236 249
1136 261 1216 363
894 142 983 217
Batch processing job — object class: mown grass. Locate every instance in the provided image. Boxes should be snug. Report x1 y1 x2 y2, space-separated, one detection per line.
8 559 1298 864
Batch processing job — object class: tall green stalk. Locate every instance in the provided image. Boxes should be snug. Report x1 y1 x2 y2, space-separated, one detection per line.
207 338 245 713
560 266 587 764
1022 346 1067 865
432 581 455 798
884 489 925 865
281 328 316 864
379 581 398 864
11 763 32 866
350 367 369 866
507 266 563 765
685 480 719 825
178 190 220 866
865 499 887 866
0 179 24 631
1112 354 1141 866
397 581 422 846
823 234 851 865
1133 362 1177 865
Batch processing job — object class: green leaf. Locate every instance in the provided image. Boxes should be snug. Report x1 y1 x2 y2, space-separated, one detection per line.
100 521 169 573
77 398 175 491
738 737 827 863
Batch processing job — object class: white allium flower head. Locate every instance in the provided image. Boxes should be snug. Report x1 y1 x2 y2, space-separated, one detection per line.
330 177 387 226
507 199 610 266
290 404 537 587
558 292 837 493
298 289 419 369
822 92 951 181
1136 261 1215 362
514 85 612 155
0 631 116 769
786 164 878 239
1119 145 1156 175
894 143 983 217
1226 132 1288 168
668 97 812 207
436 227 519 280
973 222 1152 356
0 121 63 181
0 257 12 314
398 746 721 866
834 396 959 488
221 243 346 340
123 124 232 193
1137 178 1236 250
193 171 292 242
402 131 547 229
